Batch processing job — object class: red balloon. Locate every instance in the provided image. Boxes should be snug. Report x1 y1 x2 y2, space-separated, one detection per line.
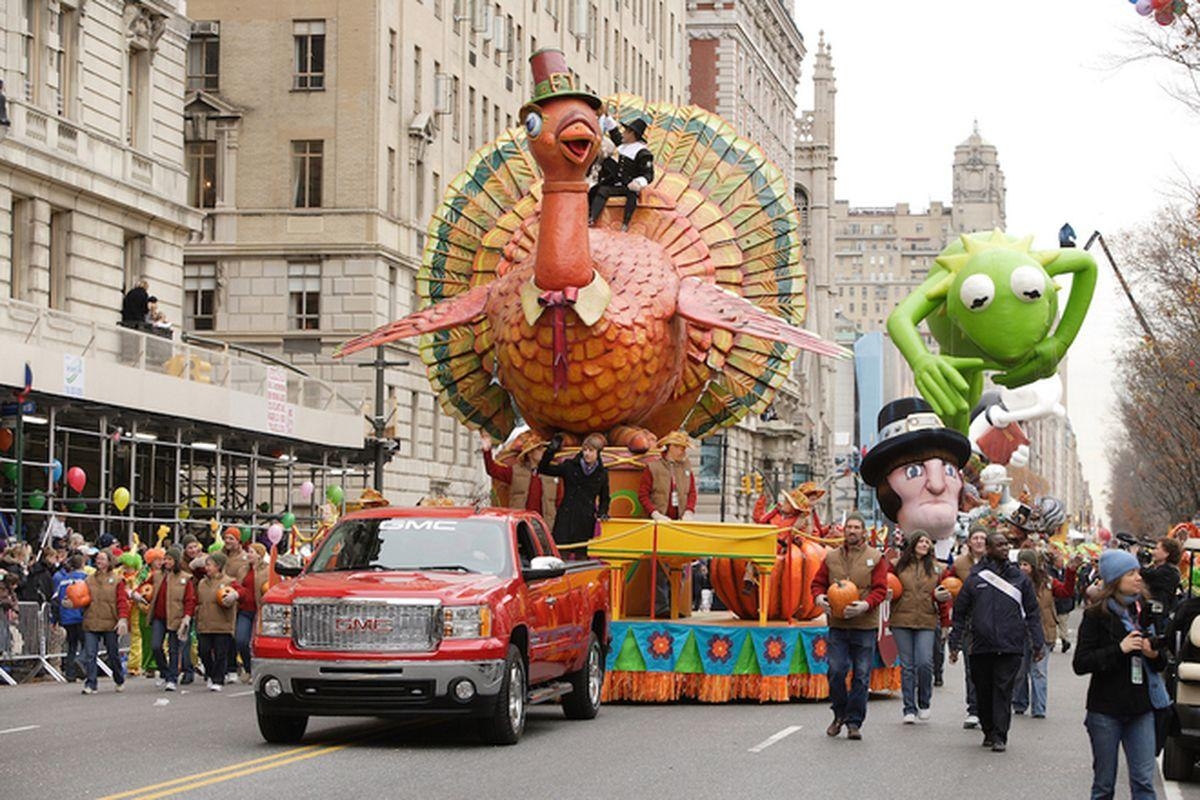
1152 0 1172 9
0 428 11 452
66 466 87 493
1156 7 1175 24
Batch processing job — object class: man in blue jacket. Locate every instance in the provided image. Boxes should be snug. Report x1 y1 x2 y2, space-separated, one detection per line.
949 532 1045 752
52 553 88 682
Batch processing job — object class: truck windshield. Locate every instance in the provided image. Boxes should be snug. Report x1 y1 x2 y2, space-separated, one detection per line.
308 517 512 576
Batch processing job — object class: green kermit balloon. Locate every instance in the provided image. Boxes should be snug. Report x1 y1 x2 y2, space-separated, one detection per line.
887 229 1096 433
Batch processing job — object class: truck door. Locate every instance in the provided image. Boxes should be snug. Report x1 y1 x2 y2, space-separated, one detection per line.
531 517 587 668
518 521 568 683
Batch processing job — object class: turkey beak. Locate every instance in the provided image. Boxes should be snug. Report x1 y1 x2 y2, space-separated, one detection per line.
558 121 596 166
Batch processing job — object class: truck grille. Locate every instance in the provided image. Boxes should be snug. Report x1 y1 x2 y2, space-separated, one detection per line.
292 679 436 709
292 601 441 652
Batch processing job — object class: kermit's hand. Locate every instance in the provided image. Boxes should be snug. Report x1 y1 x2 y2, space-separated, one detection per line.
912 354 980 418
994 338 1065 388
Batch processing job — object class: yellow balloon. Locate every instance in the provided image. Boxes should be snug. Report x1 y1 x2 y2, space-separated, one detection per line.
112 487 131 512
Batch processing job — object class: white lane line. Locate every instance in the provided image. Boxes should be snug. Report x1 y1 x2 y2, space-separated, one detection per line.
229 690 255 697
748 725 802 753
0 725 40 735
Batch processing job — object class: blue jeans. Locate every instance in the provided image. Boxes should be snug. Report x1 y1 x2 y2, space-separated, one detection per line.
1013 642 1049 715
180 619 195 678
1084 710 1157 800
827 627 876 727
82 630 124 690
235 610 254 673
893 627 935 715
150 618 181 684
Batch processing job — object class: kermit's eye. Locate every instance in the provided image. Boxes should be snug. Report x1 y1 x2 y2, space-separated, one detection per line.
1011 265 1046 303
959 274 995 312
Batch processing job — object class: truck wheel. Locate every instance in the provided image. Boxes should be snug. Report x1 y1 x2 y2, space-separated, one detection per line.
479 645 526 745
256 696 308 744
562 633 603 720
1162 735 1196 782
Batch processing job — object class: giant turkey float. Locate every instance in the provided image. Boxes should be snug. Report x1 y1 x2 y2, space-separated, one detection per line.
337 49 900 703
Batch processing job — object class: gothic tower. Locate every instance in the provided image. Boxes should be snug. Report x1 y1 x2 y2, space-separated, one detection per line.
951 122 1006 232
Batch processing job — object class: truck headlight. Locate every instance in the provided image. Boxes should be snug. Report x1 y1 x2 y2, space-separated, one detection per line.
259 603 292 637
443 605 492 639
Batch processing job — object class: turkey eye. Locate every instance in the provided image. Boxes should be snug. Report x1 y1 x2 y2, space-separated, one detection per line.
959 274 995 312
904 464 925 479
524 111 543 139
1011 265 1046 303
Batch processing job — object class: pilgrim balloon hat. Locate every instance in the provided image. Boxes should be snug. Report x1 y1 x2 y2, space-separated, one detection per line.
860 397 971 487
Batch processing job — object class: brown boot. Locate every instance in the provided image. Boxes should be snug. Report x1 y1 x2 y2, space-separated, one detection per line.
826 717 844 737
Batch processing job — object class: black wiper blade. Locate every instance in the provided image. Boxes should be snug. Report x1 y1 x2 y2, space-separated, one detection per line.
415 564 478 573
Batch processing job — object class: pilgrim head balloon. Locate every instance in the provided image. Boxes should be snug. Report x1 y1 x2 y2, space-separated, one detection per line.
860 398 971 543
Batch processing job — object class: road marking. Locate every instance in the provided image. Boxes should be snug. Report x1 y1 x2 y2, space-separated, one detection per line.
0 725 39 735
748 725 802 753
229 690 255 697
128 744 355 800
96 746 320 800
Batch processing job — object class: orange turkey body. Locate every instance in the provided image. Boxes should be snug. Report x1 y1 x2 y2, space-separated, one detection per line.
489 230 688 436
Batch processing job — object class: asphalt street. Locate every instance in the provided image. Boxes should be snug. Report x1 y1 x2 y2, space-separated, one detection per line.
2 640 1199 800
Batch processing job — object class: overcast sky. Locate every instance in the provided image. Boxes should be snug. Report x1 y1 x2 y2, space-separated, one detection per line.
793 0 1200 520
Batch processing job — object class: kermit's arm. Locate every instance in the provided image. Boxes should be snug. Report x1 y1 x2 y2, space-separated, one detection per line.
886 272 981 419
994 250 1097 388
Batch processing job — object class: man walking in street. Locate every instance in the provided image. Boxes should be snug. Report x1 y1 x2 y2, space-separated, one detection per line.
949 531 1045 752
813 512 889 740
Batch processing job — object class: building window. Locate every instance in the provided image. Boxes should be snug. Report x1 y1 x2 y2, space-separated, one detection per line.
291 140 323 208
56 5 79 116
49 210 70 311
388 29 397 100
126 48 150 148
184 263 217 331
293 20 326 90
467 87 476 150
288 262 321 330
21 0 41 102
187 23 220 91
386 146 396 215
412 45 422 115
186 141 217 208
450 75 460 142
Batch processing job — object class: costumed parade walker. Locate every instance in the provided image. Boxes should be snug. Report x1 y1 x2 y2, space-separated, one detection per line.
337 48 898 703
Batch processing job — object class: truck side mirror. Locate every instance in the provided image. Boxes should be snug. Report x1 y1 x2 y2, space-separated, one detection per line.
522 555 567 582
275 553 303 578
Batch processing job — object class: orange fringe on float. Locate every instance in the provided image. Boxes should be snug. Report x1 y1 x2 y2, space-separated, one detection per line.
601 666 902 704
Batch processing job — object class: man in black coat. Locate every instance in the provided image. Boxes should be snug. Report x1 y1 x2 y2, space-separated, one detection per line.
19 547 59 604
587 118 654 231
538 433 610 558
949 532 1045 752
121 276 151 326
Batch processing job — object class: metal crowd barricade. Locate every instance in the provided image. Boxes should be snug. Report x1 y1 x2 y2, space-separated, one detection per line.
0 601 130 686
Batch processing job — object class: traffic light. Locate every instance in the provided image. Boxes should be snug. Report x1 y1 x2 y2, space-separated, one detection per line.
753 474 764 494
740 474 752 494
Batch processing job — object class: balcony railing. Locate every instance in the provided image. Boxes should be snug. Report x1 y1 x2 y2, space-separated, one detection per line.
0 297 363 418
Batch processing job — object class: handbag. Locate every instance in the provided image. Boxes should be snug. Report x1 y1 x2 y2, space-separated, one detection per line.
877 599 899 667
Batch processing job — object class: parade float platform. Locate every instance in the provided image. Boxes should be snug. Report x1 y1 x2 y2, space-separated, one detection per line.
587 519 901 703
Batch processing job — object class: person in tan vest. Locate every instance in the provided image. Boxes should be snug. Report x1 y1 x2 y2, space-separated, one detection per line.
221 527 251 581
77 549 131 694
147 546 196 692
890 531 954 723
812 512 889 740
946 523 989 729
636 430 697 615
481 432 559 529
196 551 241 691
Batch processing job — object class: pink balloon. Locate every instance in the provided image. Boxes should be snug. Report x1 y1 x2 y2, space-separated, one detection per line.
66 466 87 493
299 480 315 500
266 523 284 545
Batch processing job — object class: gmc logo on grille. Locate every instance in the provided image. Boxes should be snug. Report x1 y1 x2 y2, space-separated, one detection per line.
334 617 395 633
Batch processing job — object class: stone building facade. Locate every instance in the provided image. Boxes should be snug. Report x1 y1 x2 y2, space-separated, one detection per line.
1 0 196 323
183 0 690 504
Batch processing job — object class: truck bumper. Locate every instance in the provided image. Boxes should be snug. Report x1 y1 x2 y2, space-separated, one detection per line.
254 657 506 718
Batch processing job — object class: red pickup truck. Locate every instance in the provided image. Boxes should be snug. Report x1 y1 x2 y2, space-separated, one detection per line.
252 506 610 745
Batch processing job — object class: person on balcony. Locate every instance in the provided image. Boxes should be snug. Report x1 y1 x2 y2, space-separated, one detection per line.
120 277 151 327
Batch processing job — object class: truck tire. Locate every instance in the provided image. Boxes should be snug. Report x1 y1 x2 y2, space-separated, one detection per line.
562 633 603 720
479 645 526 745
256 696 308 744
1162 734 1196 782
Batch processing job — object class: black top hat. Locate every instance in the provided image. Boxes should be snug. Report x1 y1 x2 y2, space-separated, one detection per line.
622 118 648 141
860 397 971 487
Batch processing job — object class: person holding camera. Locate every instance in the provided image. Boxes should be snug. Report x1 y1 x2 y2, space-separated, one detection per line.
1073 549 1169 800
1141 535 1182 622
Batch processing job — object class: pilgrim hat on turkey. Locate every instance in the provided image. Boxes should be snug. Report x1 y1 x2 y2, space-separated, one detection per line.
622 118 648 142
860 397 971 487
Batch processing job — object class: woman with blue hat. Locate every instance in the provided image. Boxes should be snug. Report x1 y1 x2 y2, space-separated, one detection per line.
1073 549 1168 800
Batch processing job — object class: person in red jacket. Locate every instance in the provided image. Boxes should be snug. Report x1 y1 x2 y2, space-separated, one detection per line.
812 513 890 739
481 432 559 528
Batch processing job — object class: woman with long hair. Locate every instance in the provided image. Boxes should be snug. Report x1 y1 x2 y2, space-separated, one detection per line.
77 549 130 694
147 547 196 692
1013 549 1078 718
889 531 952 723
234 543 269 682
1073 550 1167 800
